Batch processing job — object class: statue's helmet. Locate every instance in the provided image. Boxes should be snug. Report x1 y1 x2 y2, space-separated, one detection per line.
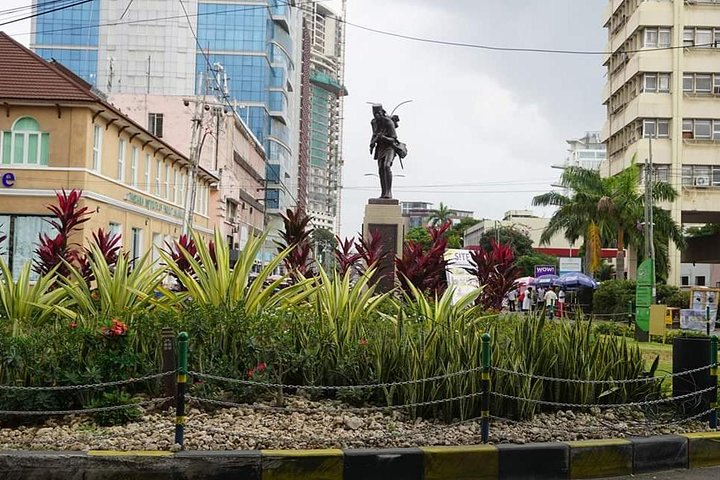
371 103 385 115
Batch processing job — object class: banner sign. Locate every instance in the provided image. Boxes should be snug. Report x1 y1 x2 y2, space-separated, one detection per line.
444 249 479 305
559 257 581 274
635 259 654 334
534 265 556 277
680 309 716 333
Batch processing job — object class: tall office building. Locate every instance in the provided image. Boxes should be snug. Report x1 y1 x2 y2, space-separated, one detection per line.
30 0 303 216
602 0 720 285
301 2 347 234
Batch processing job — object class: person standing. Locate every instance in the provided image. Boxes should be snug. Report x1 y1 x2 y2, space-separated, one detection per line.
557 287 566 318
522 287 533 313
507 288 518 312
544 287 558 319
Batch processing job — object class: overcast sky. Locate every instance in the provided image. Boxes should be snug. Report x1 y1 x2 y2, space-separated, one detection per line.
1 0 608 239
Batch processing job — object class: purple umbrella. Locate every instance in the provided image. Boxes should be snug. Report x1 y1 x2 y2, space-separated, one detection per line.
531 274 559 288
554 272 598 289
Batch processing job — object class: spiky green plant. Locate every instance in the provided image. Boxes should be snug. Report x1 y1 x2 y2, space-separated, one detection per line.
0 259 65 337
160 229 315 313
53 243 165 328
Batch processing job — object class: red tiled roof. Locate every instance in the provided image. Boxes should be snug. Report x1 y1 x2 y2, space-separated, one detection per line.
0 32 96 102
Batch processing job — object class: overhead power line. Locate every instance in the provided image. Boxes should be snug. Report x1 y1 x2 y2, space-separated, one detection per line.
10 0 711 56
0 0 94 28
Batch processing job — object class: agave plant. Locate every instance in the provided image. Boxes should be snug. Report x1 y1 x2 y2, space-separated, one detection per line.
160 229 314 314
0 259 66 336
53 243 165 328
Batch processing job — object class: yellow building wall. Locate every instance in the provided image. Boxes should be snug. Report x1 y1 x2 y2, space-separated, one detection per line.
0 103 215 270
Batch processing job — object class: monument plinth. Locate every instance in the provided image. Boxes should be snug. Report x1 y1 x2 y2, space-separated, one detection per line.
363 199 408 292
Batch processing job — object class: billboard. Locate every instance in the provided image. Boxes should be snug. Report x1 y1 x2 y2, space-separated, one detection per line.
534 265 556 277
559 257 582 274
444 249 480 305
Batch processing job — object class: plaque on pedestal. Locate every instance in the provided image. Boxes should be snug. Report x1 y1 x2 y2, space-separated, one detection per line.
363 200 408 293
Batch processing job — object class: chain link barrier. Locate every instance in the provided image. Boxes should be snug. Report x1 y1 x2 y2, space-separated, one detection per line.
491 386 716 409
492 363 716 385
187 391 483 413
188 367 484 391
0 371 174 392
0 396 173 416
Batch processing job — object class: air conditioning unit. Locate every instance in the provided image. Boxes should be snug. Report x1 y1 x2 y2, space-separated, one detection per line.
694 175 711 187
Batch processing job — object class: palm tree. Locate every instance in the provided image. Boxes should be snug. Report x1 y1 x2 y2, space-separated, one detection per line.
427 202 453 226
532 166 612 275
597 160 684 280
533 163 684 280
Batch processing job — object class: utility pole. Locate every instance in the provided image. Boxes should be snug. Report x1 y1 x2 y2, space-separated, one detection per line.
644 135 656 302
181 73 210 237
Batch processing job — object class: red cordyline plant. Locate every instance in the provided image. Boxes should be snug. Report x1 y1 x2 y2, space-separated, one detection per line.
276 207 314 278
163 234 210 291
396 222 450 297
33 189 91 277
77 228 123 283
334 235 361 276
0 228 6 257
470 239 520 311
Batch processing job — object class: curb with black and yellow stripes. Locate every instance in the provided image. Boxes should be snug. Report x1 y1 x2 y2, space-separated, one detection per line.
2 432 720 479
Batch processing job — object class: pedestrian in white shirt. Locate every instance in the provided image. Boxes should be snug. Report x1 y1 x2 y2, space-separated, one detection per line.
544 287 558 319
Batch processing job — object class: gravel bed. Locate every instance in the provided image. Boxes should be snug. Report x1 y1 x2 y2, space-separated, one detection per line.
0 396 710 451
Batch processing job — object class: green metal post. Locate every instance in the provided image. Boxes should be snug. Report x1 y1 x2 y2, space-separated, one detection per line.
481 333 491 443
708 306 712 336
711 336 718 429
174 332 189 447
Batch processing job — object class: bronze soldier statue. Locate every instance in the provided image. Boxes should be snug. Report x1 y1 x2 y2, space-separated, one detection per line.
370 104 407 199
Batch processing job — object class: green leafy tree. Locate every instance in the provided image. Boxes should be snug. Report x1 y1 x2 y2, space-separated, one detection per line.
478 226 534 258
311 228 336 271
427 202 453 226
404 226 432 250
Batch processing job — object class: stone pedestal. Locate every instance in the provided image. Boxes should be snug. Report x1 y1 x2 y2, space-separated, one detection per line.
362 198 408 292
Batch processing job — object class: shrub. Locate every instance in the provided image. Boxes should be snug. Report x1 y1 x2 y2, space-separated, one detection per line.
593 279 636 315
89 391 142 426
657 284 690 309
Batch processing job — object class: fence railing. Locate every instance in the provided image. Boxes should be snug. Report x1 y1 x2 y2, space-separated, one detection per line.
0 331 718 450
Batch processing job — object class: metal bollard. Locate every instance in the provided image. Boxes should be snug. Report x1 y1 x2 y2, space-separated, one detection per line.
707 306 712 337
711 336 718 429
175 332 189 447
481 333 491 443
161 327 176 409
627 300 633 327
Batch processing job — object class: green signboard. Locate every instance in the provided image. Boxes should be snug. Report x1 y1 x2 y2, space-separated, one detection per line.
635 258 654 335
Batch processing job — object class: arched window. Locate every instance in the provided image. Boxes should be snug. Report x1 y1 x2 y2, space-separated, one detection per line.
1 116 50 166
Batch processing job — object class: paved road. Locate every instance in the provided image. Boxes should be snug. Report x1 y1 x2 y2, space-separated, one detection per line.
602 466 720 479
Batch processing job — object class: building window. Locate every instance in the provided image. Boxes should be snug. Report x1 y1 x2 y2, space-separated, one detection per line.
117 139 126 181
1 117 50 166
92 124 102 171
695 119 712 139
178 171 186 207
644 27 671 48
696 276 707 286
130 147 138 187
684 27 720 48
681 276 689 286
173 169 179 204
643 73 670 93
0 214 56 280
108 222 123 246
226 199 238 220
164 163 171 199
144 154 151 192
148 113 164 138
642 119 670 138
130 227 142 268
154 159 161 195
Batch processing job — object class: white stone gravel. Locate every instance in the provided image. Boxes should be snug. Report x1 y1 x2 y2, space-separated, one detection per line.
0 396 709 451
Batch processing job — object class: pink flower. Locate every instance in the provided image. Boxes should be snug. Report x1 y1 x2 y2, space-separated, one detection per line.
256 362 267 373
